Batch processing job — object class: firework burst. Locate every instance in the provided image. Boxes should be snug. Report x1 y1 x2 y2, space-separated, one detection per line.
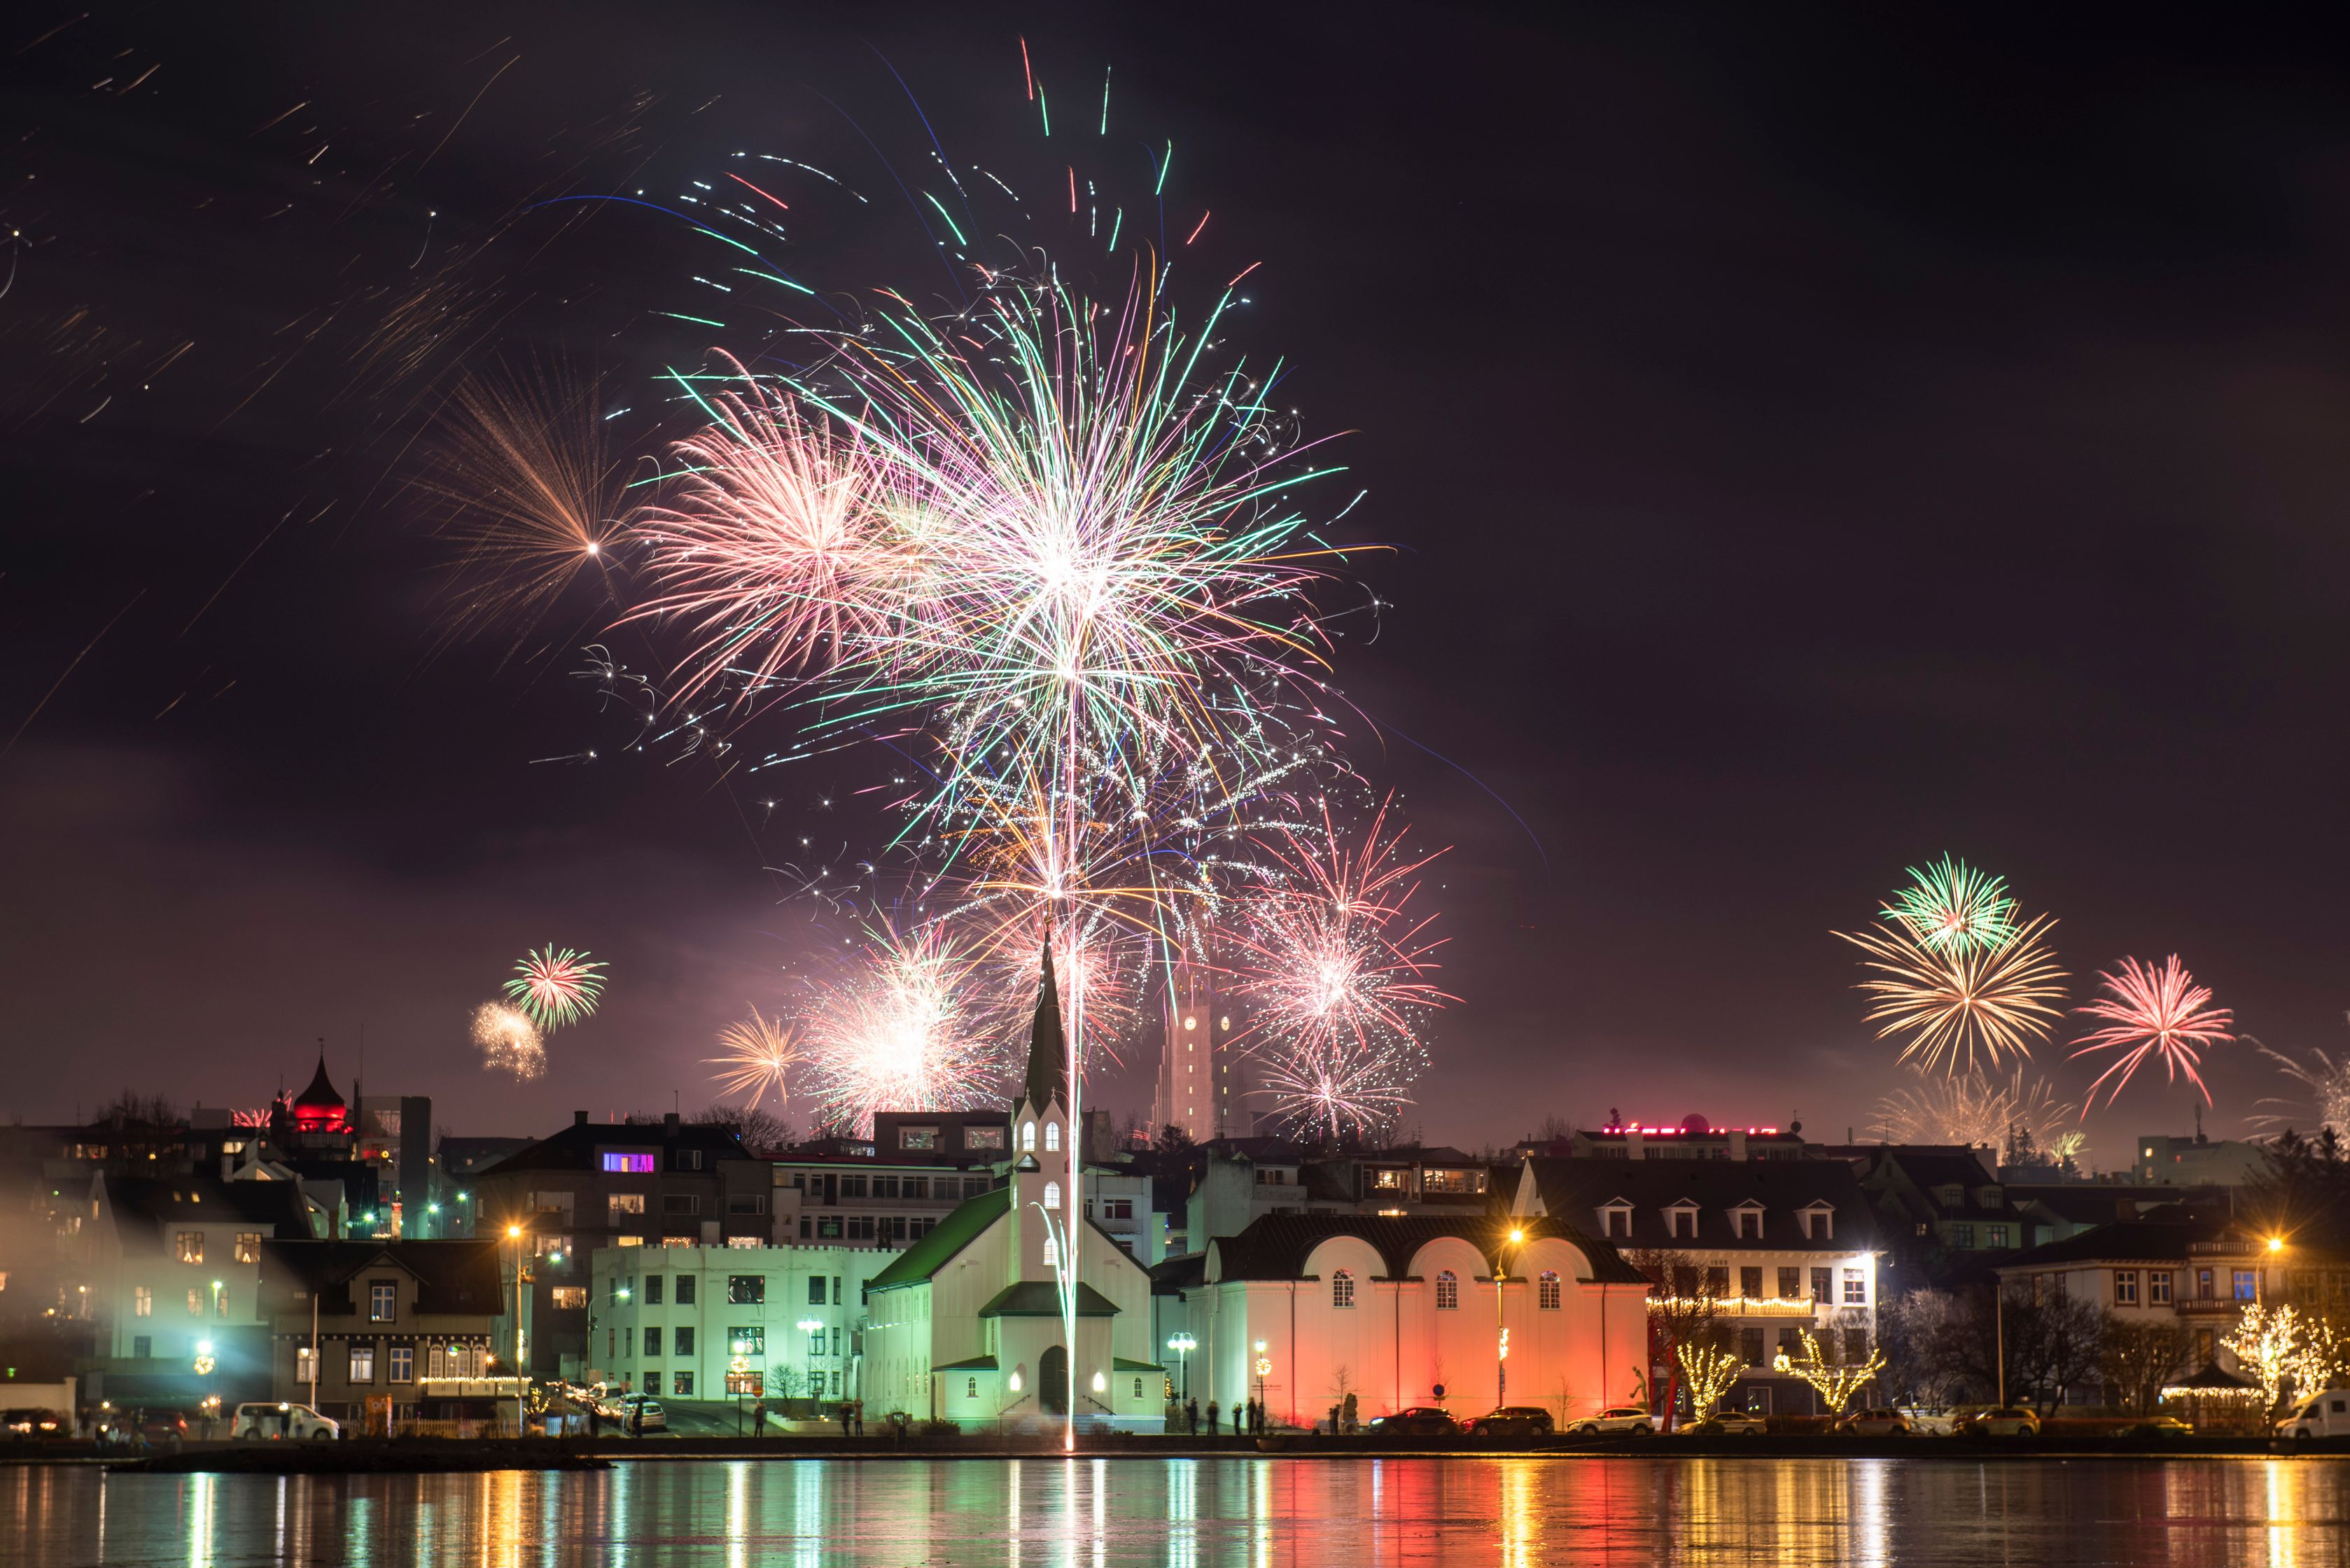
1254 1035 1425 1142
706 1007 801 1110
795 923 1010 1136
2071 954 2234 1108
1836 912 2066 1075
1882 855 2018 955
505 945 608 1030
2251 1028 2350 1137
1872 1065 2075 1153
471 1000 546 1080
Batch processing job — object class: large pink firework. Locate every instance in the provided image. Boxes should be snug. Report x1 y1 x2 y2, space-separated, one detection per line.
2071 954 2235 1108
795 922 1011 1136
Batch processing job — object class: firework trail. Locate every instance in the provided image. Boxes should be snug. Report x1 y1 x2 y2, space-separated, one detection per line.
2071 954 2234 1109
505 944 608 1030
1835 912 2066 1075
1882 855 2018 955
706 1007 802 1110
795 922 1010 1136
472 1000 546 1080
2249 1026 2350 1137
1872 1065 2076 1153
1254 1033 1425 1142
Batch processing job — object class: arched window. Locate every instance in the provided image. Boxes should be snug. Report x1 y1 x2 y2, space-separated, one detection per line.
1043 1235 1060 1270
1044 1121 1061 1152
1435 1269 1459 1310
1021 1121 1036 1152
1538 1270 1561 1310
1332 1269 1355 1309
1044 1182 1061 1210
966 1377 977 1399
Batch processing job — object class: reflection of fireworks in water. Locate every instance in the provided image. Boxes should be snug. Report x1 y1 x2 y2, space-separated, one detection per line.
797 925 1010 1136
505 945 608 1030
1873 1065 2076 1153
2071 954 2234 1108
1883 855 2018 955
1835 913 2066 1075
1226 800 1449 1138
472 1002 546 1080
706 1007 801 1110
2249 1029 2350 1137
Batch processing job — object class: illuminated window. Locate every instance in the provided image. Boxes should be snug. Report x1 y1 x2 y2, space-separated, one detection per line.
602 1152 657 1173
1434 1270 1458 1310
235 1233 262 1264
134 1286 152 1317
551 1287 587 1310
176 1232 204 1264
674 1372 694 1397
967 1377 978 1399
1044 1121 1061 1152
1332 1270 1355 1309
348 1344 375 1384
729 1275 765 1304
1044 1235 1059 1270
1022 1123 1037 1152
729 1326 765 1355
1842 1269 1866 1306
370 1281 396 1322
1537 1270 1561 1310
726 1371 763 1396
609 1194 646 1224
186 1289 202 1315
1044 1182 1061 1210
2234 1270 2258 1302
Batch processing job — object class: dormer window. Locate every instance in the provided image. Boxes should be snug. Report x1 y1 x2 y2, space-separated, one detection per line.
1599 1203 1632 1240
1800 1204 1834 1241
1044 1121 1061 1153
1021 1122 1036 1152
1731 1204 1764 1241
1665 1202 1699 1240
1936 1185 1964 1208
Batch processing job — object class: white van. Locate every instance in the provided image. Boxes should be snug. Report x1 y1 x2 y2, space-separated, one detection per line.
2276 1390 2350 1439
231 1402 339 1441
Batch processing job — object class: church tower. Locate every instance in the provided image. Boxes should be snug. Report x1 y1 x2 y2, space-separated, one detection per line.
1009 942 1072 1291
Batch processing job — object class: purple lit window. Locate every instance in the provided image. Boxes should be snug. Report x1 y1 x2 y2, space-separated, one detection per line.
603 1153 655 1173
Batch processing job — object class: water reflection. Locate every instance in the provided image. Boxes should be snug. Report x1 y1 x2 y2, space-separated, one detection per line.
6 1456 2349 1566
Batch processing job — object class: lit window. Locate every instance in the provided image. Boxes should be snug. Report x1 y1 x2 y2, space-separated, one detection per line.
602 1152 656 1173
1434 1270 1458 1310
235 1233 262 1264
349 1345 375 1385
134 1286 152 1317
370 1281 396 1322
729 1326 764 1355
1332 1270 1355 1309
1538 1270 1561 1310
729 1275 766 1305
1044 1235 1059 1270
176 1232 204 1264
551 1287 587 1310
967 1377 977 1399
1044 1182 1061 1210
1022 1123 1036 1152
1842 1269 1866 1306
186 1289 203 1315
1045 1122 1061 1152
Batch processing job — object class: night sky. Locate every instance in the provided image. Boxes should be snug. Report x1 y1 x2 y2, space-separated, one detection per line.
4 5 2345 1161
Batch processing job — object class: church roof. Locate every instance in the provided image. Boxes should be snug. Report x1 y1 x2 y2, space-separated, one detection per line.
1023 941 1068 1111
977 1280 1121 1318
866 1184 1012 1293
293 1051 346 1110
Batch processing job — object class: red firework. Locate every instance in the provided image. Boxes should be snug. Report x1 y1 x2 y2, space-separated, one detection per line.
2070 954 2234 1108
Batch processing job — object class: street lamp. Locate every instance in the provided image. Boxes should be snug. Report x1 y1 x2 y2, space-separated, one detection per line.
1254 1340 1271 1426
1496 1227 1525 1406
799 1317 825 1408
504 1224 526 1438
1166 1332 1196 1401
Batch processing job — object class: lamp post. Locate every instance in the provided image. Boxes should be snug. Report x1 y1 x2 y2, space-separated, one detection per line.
505 1224 525 1438
1254 1341 1271 1427
799 1317 825 1413
1497 1227 1524 1407
1166 1333 1196 1402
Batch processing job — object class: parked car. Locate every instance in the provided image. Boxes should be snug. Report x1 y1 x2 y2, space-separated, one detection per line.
1566 1406 1656 1436
134 1411 190 1445
1835 1408 1915 1436
2125 1415 2194 1437
230 1402 340 1441
1967 1408 2041 1437
1688 1410 1768 1436
617 1393 667 1433
1 1409 63 1437
1462 1406 1555 1439
2276 1390 2350 1438
1365 1406 1458 1437
1898 1406 1958 1436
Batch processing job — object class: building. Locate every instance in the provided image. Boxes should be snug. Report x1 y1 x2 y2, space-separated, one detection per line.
1155 952 1250 1143
1522 1117 1809 1163
1856 1147 2042 1279
2136 1133 2268 1188
1511 1155 1883 1416
860 952 1165 1430
1161 1212 1651 1427
587 1242 890 1404
1184 1140 1504 1255
468 1112 770 1377
258 1239 520 1429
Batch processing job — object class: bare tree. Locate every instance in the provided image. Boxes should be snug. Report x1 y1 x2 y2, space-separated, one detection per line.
2101 1315 2195 1414
1879 1290 1973 1406
1628 1248 1730 1429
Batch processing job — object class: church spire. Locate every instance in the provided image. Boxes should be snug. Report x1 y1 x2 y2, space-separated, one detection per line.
1023 938 1068 1112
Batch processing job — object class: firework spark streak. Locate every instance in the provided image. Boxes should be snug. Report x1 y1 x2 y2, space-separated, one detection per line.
2251 1028 2350 1137
2071 954 2234 1108
796 923 1009 1137
505 945 608 1030
1872 1065 2076 1153
706 1007 802 1110
472 1000 546 1080
1835 912 2067 1075
1882 855 2018 955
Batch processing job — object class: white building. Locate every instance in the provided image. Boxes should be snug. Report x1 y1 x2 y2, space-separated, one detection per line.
587 1242 888 1404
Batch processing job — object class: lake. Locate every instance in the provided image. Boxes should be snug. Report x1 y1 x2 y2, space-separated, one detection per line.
6 1455 2348 1565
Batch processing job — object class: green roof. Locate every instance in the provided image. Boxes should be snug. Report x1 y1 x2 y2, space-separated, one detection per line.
866 1185 1011 1293
977 1281 1120 1317
935 1354 1000 1372
1112 1357 1163 1373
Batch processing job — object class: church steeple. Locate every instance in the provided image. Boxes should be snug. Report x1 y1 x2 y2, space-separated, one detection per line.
1023 939 1068 1112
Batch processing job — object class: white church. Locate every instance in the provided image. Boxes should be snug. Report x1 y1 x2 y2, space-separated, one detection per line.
860 951 1166 1429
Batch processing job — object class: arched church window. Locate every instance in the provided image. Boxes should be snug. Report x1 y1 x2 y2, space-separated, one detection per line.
966 1377 977 1399
1538 1270 1562 1310
1022 1122 1036 1152
1435 1270 1458 1310
1044 1121 1061 1152
1043 1234 1060 1270
1044 1182 1061 1210
1332 1269 1355 1309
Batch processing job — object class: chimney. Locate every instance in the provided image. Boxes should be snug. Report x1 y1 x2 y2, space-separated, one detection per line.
574 1111 589 1127
664 1111 680 1135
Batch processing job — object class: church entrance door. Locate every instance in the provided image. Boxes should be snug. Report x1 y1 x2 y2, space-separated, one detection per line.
1040 1345 1069 1415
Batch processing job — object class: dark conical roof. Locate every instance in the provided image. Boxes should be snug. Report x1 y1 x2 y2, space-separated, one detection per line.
293 1049 345 1110
1023 940 1068 1112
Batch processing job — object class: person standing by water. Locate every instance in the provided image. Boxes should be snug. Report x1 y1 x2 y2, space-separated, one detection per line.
1206 1400 1219 1436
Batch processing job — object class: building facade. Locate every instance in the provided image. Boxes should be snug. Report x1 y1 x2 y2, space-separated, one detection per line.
586 1242 888 1403
258 1240 519 1427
